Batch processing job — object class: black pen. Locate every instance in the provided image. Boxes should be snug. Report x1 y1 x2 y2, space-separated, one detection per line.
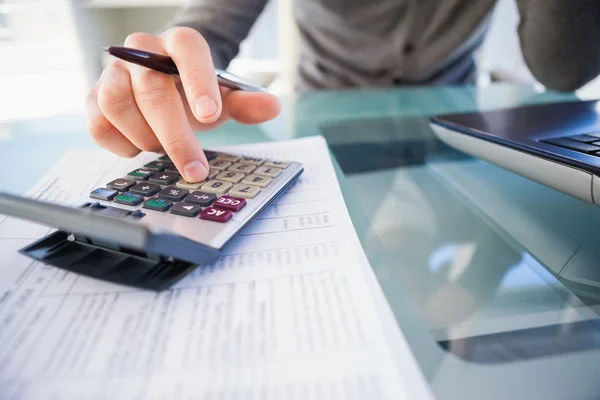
105 46 267 93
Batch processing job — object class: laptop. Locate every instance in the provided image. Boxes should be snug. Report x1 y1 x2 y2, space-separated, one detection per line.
429 99 600 206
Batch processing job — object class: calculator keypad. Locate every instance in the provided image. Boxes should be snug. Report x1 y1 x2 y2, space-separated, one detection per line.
91 151 295 224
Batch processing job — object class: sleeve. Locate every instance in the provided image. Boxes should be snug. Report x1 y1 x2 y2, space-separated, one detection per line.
166 0 269 69
516 0 600 91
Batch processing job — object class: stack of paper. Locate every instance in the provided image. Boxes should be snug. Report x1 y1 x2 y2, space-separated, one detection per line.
0 136 430 399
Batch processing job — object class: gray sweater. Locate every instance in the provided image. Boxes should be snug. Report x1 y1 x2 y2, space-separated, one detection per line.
170 0 600 92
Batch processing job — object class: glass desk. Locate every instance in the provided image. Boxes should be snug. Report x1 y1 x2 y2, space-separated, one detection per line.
2 83 600 399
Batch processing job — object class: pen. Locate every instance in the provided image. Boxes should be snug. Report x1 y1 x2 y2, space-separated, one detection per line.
105 46 267 93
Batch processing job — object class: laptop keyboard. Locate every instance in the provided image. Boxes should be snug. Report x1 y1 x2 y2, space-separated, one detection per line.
541 134 600 154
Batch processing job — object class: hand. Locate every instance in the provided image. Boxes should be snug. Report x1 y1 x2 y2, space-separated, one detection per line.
86 27 281 182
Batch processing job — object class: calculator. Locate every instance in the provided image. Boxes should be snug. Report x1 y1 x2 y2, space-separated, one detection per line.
0 150 303 290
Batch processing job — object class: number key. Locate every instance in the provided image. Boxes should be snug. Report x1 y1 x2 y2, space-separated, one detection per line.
254 166 282 178
201 180 233 194
241 174 272 188
216 171 245 183
240 156 265 165
216 153 241 162
229 184 261 199
176 179 204 190
208 159 232 170
264 160 290 169
228 163 256 174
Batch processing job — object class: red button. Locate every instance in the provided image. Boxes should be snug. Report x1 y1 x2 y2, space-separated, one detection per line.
200 207 232 222
214 195 246 212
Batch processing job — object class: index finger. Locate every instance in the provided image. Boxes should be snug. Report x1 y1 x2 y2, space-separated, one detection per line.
162 27 222 124
125 32 209 183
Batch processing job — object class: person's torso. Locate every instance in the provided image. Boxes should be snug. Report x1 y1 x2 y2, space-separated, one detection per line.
292 0 497 91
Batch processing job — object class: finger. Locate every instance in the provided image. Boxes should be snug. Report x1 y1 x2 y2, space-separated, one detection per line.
97 61 163 153
162 27 222 124
224 90 281 124
85 77 140 158
125 32 208 182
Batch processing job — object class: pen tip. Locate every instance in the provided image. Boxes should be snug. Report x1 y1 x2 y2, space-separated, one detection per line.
102 46 111 53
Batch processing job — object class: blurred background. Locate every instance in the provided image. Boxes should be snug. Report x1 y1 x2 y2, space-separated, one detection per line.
1 0 599 122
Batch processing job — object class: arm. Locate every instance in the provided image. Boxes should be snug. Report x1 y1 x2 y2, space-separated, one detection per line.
167 0 269 69
516 0 600 91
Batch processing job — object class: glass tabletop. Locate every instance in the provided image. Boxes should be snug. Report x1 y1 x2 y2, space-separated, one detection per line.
2 83 600 399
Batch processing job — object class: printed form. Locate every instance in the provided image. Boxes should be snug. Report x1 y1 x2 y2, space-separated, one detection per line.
0 136 430 400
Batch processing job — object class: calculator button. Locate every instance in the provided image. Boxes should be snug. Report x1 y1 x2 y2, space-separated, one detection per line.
201 180 233 194
208 159 232 170
216 171 245 183
176 179 204 190
254 166 282 178
215 195 246 212
114 192 144 206
229 184 261 199
107 178 136 191
185 191 216 206
158 186 189 201
239 156 265 166
164 163 179 173
143 197 172 212
143 161 169 171
216 153 241 162
90 188 118 201
128 168 154 181
241 174 272 188
200 207 232 223
264 160 290 169
228 163 256 174
170 202 202 217
130 183 161 196
157 155 171 162
149 172 179 185
208 169 219 180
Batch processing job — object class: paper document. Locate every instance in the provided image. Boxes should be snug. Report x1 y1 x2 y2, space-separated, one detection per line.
0 136 430 399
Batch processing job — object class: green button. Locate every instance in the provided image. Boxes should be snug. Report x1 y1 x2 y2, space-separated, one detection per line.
113 192 143 206
143 197 172 212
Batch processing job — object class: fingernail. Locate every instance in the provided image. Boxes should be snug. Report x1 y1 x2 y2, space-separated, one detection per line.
195 95 218 119
183 160 207 182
